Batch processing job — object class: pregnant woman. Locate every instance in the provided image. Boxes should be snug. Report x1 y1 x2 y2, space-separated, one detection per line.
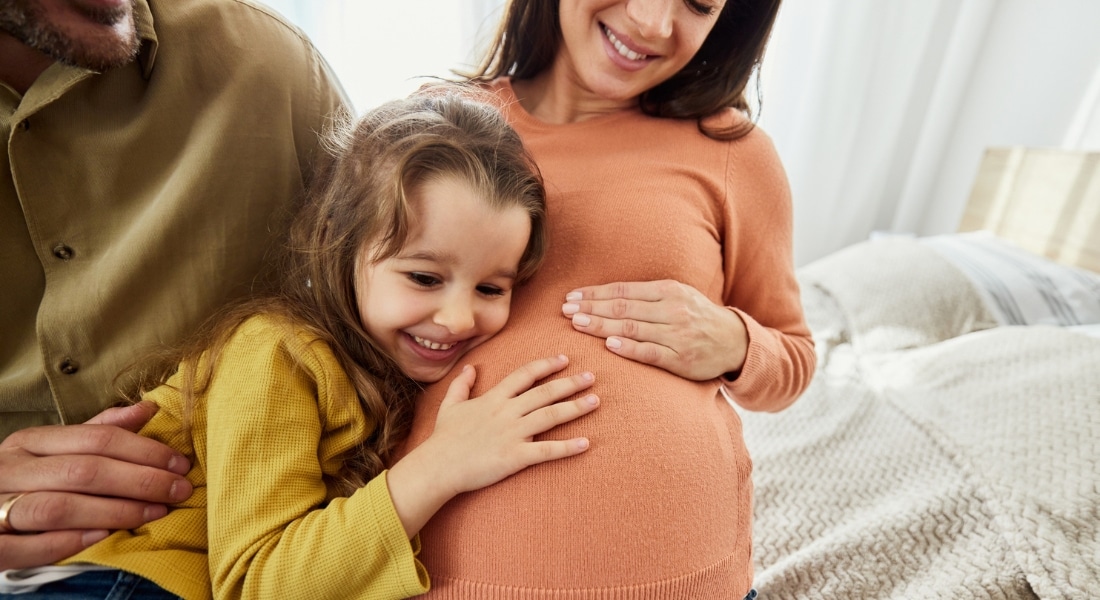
400 1 814 597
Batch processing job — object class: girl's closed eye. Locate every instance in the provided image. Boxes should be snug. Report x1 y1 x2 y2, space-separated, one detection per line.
477 284 508 298
407 272 441 287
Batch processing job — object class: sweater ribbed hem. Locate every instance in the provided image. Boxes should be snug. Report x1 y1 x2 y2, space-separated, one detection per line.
421 552 749 599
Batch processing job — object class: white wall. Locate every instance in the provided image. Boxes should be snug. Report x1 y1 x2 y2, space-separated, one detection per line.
921 0 1100 234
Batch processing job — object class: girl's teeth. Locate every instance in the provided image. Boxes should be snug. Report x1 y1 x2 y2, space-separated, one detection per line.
413 335 455 351
604 26 647 61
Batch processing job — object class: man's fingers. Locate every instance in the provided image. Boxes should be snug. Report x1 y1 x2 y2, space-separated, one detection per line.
3 424 189 475
0 529 109 571
2 491 168 533
84 400 158 431
5 453 191 504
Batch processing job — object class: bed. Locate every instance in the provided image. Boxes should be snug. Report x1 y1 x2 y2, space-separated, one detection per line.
735 147 1100 600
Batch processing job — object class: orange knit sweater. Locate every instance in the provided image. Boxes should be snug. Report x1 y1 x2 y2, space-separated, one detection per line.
399 79 815 598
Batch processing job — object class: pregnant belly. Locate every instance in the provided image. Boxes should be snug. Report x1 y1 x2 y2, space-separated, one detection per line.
399 318 755 595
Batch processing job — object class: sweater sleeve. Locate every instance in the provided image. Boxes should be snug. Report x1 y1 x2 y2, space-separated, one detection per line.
204 320 429 599
720 127 816 412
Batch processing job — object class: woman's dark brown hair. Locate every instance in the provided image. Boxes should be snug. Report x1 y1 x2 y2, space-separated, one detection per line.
469 0 782 140
126 84 546 494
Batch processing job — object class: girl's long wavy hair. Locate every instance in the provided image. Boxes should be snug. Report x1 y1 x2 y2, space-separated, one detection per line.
467 0 782 140
126 85 547 495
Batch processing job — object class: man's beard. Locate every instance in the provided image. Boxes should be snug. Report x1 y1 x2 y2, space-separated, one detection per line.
0 0 140 71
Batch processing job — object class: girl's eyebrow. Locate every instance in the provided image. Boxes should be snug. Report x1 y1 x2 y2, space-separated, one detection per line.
397 249 452 263
395 249 520 280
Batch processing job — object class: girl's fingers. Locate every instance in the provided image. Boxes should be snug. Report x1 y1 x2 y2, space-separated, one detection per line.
518 437 592 467
440 365 477 407
488 355 571 397
521 394 600 437
513 370 596 414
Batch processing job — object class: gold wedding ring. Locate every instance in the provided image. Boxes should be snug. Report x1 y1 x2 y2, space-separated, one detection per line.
0 493 27 534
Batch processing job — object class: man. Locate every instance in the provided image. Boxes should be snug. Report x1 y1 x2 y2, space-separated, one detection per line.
0 0 348 570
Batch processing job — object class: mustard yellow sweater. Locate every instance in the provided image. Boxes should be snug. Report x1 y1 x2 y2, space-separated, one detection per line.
398 79 816 598
62 315 429 600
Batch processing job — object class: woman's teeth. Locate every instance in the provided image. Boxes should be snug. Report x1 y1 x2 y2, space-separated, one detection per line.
413 335 455 351
604 26 647 61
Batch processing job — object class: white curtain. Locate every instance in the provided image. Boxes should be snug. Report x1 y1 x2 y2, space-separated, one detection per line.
760 0 1100 265
266 0 1100 266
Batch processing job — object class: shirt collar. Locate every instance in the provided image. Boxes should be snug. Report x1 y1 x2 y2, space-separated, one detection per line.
133 0 159 79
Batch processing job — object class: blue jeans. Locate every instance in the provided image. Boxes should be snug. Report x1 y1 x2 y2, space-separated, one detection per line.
0 570 181 600
744 589 758 600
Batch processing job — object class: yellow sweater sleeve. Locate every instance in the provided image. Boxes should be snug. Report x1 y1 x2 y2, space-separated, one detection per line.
204 317 429 599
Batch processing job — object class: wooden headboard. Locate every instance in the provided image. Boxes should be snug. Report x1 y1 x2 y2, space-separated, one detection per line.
959 146 1100 272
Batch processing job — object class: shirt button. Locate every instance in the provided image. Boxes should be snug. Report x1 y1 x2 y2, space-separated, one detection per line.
20 120 29 130
52 244 74 260
59 359 80 375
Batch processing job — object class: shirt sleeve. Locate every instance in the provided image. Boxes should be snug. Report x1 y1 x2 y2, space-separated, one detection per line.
720 127 817 412
204 321 430 599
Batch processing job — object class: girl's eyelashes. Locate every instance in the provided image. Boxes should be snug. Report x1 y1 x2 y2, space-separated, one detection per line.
476 284 507 297
684 0 717 16
406 273 507 297
407 272 441 287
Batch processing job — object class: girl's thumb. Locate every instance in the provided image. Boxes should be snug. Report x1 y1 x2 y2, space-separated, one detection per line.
440 364 476 406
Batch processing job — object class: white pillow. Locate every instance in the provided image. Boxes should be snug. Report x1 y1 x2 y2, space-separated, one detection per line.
920 231 1100 326
797 237 997 352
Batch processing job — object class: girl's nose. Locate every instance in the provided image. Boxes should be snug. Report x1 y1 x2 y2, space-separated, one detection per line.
433 297 476 335
626 0 674 40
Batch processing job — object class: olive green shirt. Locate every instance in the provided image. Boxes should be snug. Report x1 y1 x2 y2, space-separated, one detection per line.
0 0 349 439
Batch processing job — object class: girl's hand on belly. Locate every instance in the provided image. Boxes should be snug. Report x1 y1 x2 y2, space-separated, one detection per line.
386 355 598 537
561 280 748 380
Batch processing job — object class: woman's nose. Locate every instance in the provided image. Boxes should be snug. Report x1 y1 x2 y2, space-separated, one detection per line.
626 0 674 39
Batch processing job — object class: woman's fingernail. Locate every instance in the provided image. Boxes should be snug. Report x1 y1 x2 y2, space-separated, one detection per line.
581 371 595 382
606 337 622 350
566 292 582 302
562 303 580 315
576 438 590 450
572 314 591 326
585 394 599 405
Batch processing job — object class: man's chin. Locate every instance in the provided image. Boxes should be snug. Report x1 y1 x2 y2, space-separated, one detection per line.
52 18 140 71
1 3 140 71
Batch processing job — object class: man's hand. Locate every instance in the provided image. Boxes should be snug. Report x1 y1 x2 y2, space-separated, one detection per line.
0 401 192 569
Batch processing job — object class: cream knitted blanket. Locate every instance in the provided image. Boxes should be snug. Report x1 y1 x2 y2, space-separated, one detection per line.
736 239 1100 600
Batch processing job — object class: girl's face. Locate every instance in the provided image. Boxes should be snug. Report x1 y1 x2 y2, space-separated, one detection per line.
354 174 532 383
554 0 725 109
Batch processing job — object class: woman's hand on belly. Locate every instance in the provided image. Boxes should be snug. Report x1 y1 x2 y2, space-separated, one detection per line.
386 355 598 538
560 279 748 380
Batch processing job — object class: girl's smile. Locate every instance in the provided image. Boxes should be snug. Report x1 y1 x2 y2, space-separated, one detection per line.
355 173 532 383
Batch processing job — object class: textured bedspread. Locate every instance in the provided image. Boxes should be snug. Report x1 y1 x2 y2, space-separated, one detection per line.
735 239 1100 600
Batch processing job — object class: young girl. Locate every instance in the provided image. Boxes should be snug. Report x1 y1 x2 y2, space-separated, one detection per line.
397 1 814 598
0 87 600 599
